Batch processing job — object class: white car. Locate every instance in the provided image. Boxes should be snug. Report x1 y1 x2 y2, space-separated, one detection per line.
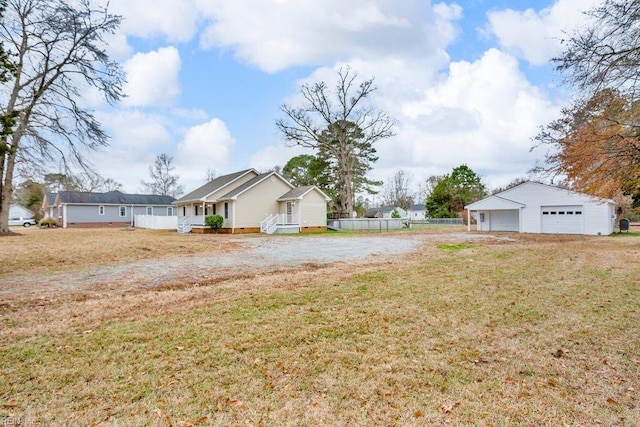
8 217 37 227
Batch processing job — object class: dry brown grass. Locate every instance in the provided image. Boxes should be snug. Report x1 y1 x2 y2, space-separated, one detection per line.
0 227 243 276
1 229 639 426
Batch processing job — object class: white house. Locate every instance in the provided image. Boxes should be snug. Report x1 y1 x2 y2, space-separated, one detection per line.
407 204 426 220
465 182 617 235
363 206 407 218
174 169 330 234
9 204 34 219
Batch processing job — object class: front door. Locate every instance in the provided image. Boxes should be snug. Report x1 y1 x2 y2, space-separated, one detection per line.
286 202 294 224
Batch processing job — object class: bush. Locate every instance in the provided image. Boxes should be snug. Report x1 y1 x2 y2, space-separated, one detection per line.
39 218 57 228
205 214 224 232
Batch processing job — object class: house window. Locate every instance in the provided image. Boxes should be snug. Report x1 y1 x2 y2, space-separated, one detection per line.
182 206 186 216
194 205 199 216
146 207 153 215
167 207 174 216
98 206 105 216
119 206 126 217
213 204 216 215
224 202 228 219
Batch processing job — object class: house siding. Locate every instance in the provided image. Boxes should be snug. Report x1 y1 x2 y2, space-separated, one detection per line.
299 190 327 228
204 172 258 204
65 204 175 227
234 178 292 229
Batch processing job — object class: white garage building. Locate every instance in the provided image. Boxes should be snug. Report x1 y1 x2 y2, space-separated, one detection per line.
465 182 617 235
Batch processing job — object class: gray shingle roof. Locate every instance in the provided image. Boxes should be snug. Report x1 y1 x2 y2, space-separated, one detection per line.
45 192 57 206
278 185 315 200
57 190 175 206
175 169 256 203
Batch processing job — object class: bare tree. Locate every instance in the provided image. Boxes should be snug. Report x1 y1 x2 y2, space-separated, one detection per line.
556 0 640 100
204 168 217 183
276 67 395 216
380 169 414 210
73 172 122 193
141 153 184 198
0 0 123 232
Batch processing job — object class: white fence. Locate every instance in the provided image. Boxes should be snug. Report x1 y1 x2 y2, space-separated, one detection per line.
134 214 177 230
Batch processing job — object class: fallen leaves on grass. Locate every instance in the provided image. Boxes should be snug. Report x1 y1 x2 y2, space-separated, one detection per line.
440 401 460 413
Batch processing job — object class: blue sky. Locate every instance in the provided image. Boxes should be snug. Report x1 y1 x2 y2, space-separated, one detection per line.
84 0 600 196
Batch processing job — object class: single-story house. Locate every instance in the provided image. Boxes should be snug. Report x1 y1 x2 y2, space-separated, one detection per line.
364 206 407 219
42 190 176 228
9 204 34 220
174 168 330 234
406 204 426 220
465 181 617 235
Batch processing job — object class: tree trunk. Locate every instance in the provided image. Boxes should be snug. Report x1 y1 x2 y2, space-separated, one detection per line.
0 151 16 233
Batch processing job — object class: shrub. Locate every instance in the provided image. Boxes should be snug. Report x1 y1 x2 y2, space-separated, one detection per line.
39 218 57 228
205 214 224 232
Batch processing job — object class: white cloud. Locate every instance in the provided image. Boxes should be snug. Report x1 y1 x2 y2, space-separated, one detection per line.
107 0 201 43
197 0 461 72
486 0 600 66
122 47 182 107
174 119 237 189
98 110 173 149
369 48 560 190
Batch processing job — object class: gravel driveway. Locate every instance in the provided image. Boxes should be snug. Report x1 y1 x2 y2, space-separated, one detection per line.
1 232 501 300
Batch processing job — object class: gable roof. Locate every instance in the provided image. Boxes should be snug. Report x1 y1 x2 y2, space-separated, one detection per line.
408 204 425 212
466 195 526 210
56 190 175 206
175 169 257 203
218 171 294 201
278 185 331 201
44 192 57 207
466 181 616 210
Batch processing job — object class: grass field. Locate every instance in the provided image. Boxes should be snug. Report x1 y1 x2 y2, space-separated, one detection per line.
1 228 639 425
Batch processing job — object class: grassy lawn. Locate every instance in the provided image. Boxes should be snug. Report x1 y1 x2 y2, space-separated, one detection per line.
1 230 639 425
0 227 242 276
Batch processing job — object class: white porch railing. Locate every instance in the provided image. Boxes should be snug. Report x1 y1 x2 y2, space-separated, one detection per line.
260 214 278 234
260 213 300 234
177 215 206 233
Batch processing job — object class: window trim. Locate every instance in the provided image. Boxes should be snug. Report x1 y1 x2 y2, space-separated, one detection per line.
167 207 174 216
146 206 153 216
119 206 126 217
98 205 105 216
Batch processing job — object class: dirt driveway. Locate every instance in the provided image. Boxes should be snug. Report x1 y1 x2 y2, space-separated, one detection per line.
0 232 506 303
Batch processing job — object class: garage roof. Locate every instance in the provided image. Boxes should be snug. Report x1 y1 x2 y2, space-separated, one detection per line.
466 195 525 211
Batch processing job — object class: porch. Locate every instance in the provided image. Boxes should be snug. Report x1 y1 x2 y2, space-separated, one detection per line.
177 213 301 234
260 213 301 234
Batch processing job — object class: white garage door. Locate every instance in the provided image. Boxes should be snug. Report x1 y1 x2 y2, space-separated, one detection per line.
541 205 583 234
489 210 519 231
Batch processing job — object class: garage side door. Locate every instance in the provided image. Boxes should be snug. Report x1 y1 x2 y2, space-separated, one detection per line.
489 210 519 232
541 206 583 234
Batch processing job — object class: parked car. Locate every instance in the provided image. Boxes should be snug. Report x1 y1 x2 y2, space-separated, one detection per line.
8 217 37 227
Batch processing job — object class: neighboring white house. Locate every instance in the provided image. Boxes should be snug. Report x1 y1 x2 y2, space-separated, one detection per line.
9 204 34 219
407 204 426 220
465 181 617 235
364 206 407 218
